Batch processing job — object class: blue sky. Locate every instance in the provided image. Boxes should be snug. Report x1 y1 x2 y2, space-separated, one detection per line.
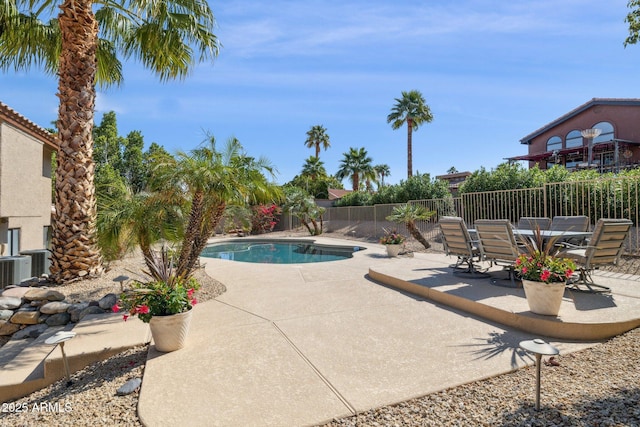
2 0 639 185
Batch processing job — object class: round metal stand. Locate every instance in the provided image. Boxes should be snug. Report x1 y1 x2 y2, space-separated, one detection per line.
45 331 77 386
519 338 559 410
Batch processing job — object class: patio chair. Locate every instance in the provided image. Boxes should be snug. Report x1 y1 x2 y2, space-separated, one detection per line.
550 215 590 232
517 217 551 231
439 216 489 278
560 218 633 293
475 219 525 287
550 215 590 245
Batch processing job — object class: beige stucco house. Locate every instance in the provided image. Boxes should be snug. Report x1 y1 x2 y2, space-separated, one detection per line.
0 102 57 257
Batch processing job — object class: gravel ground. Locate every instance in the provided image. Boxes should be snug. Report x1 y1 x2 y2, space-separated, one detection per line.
1 233 639 427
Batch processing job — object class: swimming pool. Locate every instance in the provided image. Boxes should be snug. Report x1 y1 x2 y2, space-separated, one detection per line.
201 240 365 264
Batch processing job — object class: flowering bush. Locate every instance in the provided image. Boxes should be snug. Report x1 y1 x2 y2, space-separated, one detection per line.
251 204 282 234
112 248 199 323
379 229 406 245
513 228 576 283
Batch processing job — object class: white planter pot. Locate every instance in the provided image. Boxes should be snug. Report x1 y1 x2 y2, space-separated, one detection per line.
385 244 402 257
149 309 193 352
522 280 566 316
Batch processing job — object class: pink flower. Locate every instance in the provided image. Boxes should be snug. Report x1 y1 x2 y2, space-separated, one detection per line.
137 305 150 314
187 288 195 299
566 269 574 278
540 270 551 281
191 298 198 306
111 304 120 313
522 267 528 274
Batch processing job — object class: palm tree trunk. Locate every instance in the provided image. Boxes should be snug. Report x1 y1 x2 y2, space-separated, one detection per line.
177 191 205 277
180 203 226 279
50 0 103 283
315 143 320 159
407 222 430 249
407 118 413 178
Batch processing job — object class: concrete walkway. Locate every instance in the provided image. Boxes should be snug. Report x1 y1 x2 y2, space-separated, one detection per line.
138 237 640 427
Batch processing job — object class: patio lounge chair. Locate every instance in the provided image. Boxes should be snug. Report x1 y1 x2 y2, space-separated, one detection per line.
439 216 488 278
518 217 551 231
560 218 633 293
475 219 525 287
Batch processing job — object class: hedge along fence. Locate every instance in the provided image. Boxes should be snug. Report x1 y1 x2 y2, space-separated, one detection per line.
312 176 640 254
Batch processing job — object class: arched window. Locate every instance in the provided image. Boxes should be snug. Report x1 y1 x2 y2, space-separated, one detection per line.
592 122 614 143
546 136 562 152
566 130 582 148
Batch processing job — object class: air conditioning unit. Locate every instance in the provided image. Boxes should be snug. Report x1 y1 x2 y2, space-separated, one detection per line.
19 249 52 277
0 256 33 288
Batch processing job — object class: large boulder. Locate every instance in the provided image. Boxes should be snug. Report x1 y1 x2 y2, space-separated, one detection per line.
10 310 40 325
40 301 71 315
45 312 71 327
0 320 21 336
0 296 22 310
68 302 90 323
1 287 30 299
23 289 65 302
98 293 117 310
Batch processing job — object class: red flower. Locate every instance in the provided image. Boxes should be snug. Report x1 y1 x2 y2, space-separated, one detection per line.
187 288 195 298
540 270 551 281
123 314 129 322
566 269 574 278
111 304 120 313
137 305 150 314
522 267 528 274
191 298 198 306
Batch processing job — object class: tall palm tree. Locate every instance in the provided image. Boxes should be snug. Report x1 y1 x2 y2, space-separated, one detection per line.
387 90 433 179
374 164 391 187
0 0 220 283
304 125 331 159
336 147 373 191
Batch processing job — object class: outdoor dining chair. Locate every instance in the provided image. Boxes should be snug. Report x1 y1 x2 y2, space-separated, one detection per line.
518 217 551 231
475 219 525 287
560 218 633 293
439 216 488 278
550 215 590 232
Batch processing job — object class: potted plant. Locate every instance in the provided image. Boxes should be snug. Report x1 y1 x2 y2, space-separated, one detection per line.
112 248 200 352
379 229 406 257
513 229 576 316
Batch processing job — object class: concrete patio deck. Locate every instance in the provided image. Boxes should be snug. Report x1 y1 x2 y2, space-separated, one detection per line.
138 237 640 427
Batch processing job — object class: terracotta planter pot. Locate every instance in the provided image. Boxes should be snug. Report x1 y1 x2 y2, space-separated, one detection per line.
522 280 566 316
149 309 193 352
385 244 402 257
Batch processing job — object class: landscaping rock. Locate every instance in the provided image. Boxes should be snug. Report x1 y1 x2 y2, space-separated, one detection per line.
68 302 90 323
40 301 71 314
1 287 30 299
116 378 142 396
0 296 22 310
12 324 48 339
0 320 21 336
24 288 65 302
98 293 117 310
10 310 40 325
45 312 71 327
0 309 13 321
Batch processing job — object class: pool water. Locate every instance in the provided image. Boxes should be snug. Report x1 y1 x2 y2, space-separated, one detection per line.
201 240 364 264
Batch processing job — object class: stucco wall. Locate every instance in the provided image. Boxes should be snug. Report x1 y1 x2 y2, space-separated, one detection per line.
0 122 52 251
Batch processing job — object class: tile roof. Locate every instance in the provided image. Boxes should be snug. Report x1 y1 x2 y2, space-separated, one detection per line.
0 102 58 149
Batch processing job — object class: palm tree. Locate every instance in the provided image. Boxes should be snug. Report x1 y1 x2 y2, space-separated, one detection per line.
304 125 331 159
386 203 435 249
0 0 220 283
283 187 325 236
374 164 391 187
336 147 373 191
300 156 327 180
387 90 433 179
154 136 282 279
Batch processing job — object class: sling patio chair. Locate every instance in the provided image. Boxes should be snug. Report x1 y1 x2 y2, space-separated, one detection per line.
550 215 591 245
475 219 525 287
560 218 633 293
518 217 551 231
439 216 489 278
